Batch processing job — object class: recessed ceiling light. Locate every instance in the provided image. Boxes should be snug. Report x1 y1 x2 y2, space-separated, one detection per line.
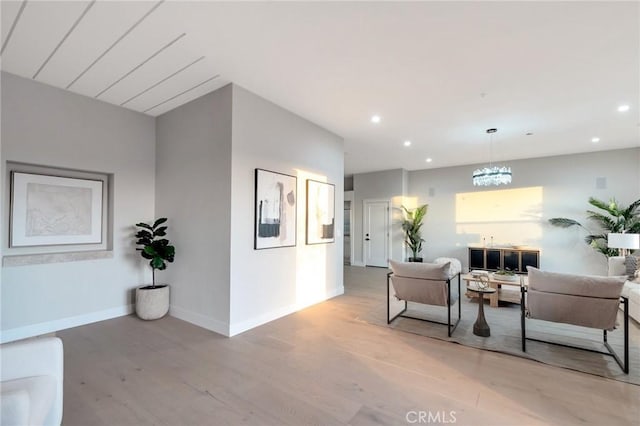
591 137 600 143
370 115 381 123
404 140 411 147
618 104 630 112
426 158 433 163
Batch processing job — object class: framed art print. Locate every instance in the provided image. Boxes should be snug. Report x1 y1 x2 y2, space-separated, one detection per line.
254 168 297 249
306 179 335 244
10 172 104 247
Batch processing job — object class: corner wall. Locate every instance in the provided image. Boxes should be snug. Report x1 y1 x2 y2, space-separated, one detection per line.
229 85 344 335
155 85 233 335
155 84 344 337
0 72 156 342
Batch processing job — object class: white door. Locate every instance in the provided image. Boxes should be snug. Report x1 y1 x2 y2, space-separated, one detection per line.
363 200 389 267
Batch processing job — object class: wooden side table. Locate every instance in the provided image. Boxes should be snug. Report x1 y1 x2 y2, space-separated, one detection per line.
467 286 497 337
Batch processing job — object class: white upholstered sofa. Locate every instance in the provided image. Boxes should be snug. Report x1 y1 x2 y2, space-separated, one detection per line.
609 256 640 323
0 337 64 426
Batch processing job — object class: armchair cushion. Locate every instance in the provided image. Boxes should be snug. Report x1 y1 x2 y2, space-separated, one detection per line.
526 267 625 330
389 261 455 306
389 260 450 280
433 257 462 277
608 256 626 277
0 388 29 426
0 337 63 426
1 375 57 426
528 267 625 299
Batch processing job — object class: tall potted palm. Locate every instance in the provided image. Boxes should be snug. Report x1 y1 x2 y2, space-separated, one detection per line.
401 204 428 262
549 197 640 257
135 218 175 320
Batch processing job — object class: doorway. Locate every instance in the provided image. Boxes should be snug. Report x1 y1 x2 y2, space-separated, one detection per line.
363 200 390 267
344 200 352 265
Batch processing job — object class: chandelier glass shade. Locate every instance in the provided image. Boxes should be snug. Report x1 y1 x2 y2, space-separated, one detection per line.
472 166 512 186
473 128 512 186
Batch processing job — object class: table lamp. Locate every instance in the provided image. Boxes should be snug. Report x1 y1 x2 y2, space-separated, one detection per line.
608 233 640 256
608 233 639 278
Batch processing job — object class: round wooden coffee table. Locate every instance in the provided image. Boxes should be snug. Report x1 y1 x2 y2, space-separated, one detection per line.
467 286 497 337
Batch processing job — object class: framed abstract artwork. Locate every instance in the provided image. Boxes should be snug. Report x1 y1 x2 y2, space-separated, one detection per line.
306 179 335 244
254 168 297 249
10 172 104 247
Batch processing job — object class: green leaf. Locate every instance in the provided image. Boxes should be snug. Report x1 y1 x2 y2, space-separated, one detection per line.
135 230 152 238
588 197 617 216
136 238 152 246
585 211 618 231
153 218 168 228
548 218 583 228
135 218 175 271
584 234 606 244
153 226 167 237
143 246 158 256
150 257 165 269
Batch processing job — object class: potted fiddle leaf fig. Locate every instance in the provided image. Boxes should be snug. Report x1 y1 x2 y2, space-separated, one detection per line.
401 204 428 262
135 218 175 320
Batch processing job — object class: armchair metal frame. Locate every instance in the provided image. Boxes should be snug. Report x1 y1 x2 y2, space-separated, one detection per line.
521 286 629 374
387 271 461 337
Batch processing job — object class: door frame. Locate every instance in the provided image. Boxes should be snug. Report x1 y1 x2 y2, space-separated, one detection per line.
344 190 355 265
362 198 392 268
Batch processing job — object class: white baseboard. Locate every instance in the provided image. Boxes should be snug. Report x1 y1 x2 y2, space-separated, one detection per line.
228 303 296 337
350 261 365 267
169 305 229 337
228 286 344 337
0 304 133 344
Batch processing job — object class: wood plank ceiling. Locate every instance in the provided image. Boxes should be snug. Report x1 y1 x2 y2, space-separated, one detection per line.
1 0 226 116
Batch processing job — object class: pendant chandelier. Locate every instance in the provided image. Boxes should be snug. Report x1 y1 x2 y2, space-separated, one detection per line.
472 128 512 186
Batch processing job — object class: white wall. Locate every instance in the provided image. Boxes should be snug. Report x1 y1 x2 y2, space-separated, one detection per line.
352 169 406 265
408 148 640 275
154 84 344 337
229 85 344 336
1 72 156 342
155 85 233 335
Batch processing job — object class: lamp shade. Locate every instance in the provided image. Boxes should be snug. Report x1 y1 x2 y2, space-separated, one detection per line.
607 233 640 249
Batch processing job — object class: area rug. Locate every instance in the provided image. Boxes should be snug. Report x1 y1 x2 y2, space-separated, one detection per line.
357 294 640 385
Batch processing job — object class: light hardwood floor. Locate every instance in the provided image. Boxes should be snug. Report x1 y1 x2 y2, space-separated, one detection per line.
59 266 640 425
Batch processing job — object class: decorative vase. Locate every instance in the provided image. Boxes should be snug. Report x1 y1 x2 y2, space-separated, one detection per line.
625 255 638 279
136 285 170 320
408 257 423 263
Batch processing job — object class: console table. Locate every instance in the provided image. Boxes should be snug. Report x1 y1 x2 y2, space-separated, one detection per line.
468 246 539 274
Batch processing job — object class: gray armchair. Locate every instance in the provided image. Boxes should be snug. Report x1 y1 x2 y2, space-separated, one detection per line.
387 260 461 336
521 267 629 373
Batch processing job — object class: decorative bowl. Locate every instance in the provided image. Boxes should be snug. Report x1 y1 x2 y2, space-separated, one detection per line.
492 273 519 282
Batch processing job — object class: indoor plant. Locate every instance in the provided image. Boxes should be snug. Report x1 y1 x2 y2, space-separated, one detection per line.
401 204 428 262
134 218 176 320
549 197 640 257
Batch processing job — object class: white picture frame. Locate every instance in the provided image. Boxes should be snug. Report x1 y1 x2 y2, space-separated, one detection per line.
10 172 104 247
306 179 335 245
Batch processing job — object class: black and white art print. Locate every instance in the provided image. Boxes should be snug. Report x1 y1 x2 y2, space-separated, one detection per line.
306 179 335 245
254 169 297 249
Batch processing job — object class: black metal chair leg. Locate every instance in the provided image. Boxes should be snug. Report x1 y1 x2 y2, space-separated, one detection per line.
388 272 461 337
521 285 526 352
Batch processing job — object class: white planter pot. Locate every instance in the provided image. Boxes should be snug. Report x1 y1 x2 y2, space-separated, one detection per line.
136 285 170 320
